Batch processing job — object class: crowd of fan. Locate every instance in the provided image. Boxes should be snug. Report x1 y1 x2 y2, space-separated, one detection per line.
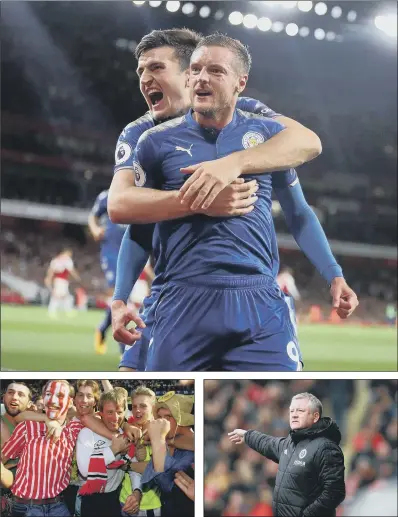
204 379 397 517
1 378 195 517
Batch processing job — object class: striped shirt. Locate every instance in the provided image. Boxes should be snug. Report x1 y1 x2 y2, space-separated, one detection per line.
2 420 83 499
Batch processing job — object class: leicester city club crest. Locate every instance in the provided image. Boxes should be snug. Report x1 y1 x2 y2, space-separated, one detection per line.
242 131 265 149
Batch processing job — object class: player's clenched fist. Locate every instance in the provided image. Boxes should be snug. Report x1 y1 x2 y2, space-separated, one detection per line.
111 300 146 345
228 429 247 444
148 418 170 441
329 277 359 319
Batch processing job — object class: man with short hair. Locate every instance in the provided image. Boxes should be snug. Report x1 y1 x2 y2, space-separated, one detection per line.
2 380 83 517
1 382 32 447
228 392 346 517
110 29 357 372
76 390 132 517
0 382 32 515
119 34 358 371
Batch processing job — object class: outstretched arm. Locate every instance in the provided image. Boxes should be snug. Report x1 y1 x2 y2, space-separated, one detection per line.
228 428 286 463
274 174 358 318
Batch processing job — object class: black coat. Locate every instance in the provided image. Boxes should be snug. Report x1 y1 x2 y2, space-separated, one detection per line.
245 417 346 517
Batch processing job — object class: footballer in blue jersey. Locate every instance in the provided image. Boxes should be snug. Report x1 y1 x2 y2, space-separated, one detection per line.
113 97 283 371
88 189 126 354
110 29 357 371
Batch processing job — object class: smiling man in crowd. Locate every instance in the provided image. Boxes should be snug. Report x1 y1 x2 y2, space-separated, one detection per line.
2 380 83 517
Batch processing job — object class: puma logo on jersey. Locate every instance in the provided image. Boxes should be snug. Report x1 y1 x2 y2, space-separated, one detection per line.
175 144 193 157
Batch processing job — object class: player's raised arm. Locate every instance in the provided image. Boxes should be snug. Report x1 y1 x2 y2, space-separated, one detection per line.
273 171 359 319
109 123 259 224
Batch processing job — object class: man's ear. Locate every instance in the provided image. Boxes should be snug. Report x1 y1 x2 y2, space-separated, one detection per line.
185 69 190 89
237 74 248 94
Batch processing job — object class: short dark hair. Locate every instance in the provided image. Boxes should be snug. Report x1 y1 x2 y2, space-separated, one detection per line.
135 28 202 70
195 33 252 75
6 382 32 401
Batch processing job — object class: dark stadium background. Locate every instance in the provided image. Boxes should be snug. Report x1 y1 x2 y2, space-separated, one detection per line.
1 1 397 370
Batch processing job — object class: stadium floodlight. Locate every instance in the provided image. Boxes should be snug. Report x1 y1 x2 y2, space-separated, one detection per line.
257 17 272 31
282 1 297 8
214 9 224 21
314 28 325 40
325 31 336 41
182 2 195 15
347 10 357 22
229 11 244 25
286 23 299 36
243 14 258 29
299 26 310 37
375 14 397 38
314 2 327 16
166 1 180 12
133 1 146 4
149 1 162 6
199 5 211 18
331 6 342 19
272 21 284 32
297 1 313 12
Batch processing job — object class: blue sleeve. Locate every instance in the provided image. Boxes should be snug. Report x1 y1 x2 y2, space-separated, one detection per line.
261 118 286 139
91 191 108 218
114 123 148 174
273 172 343 285
237 96 282 118
113 227 150 303
141 450 194 494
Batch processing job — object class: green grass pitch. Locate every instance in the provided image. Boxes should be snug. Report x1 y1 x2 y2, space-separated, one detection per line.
1 305 397 371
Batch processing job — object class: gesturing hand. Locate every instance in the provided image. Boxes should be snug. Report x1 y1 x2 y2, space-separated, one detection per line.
46 420 62 443
174 466 195 501
330 277 359 319
227 429 247 445
179 155 244 210
111 300 146 345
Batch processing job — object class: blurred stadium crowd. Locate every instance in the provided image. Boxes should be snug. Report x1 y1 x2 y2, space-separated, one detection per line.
0 379 194 406
204 379 398 517
1 1 397 322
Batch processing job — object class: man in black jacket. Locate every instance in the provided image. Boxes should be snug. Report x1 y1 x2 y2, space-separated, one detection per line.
228 392 346 517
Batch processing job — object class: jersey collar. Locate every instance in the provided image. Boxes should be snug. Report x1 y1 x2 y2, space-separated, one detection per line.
186 108 239 136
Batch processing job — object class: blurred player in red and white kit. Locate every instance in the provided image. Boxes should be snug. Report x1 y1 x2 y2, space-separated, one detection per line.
130 259 154 310
45 248 81 318
277 266 301 301
277 266 300 334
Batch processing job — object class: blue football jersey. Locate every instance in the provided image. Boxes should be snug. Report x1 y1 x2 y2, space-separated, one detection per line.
113 97 283 292
113 97 280 174
91 190 126 253
132 108 287 281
